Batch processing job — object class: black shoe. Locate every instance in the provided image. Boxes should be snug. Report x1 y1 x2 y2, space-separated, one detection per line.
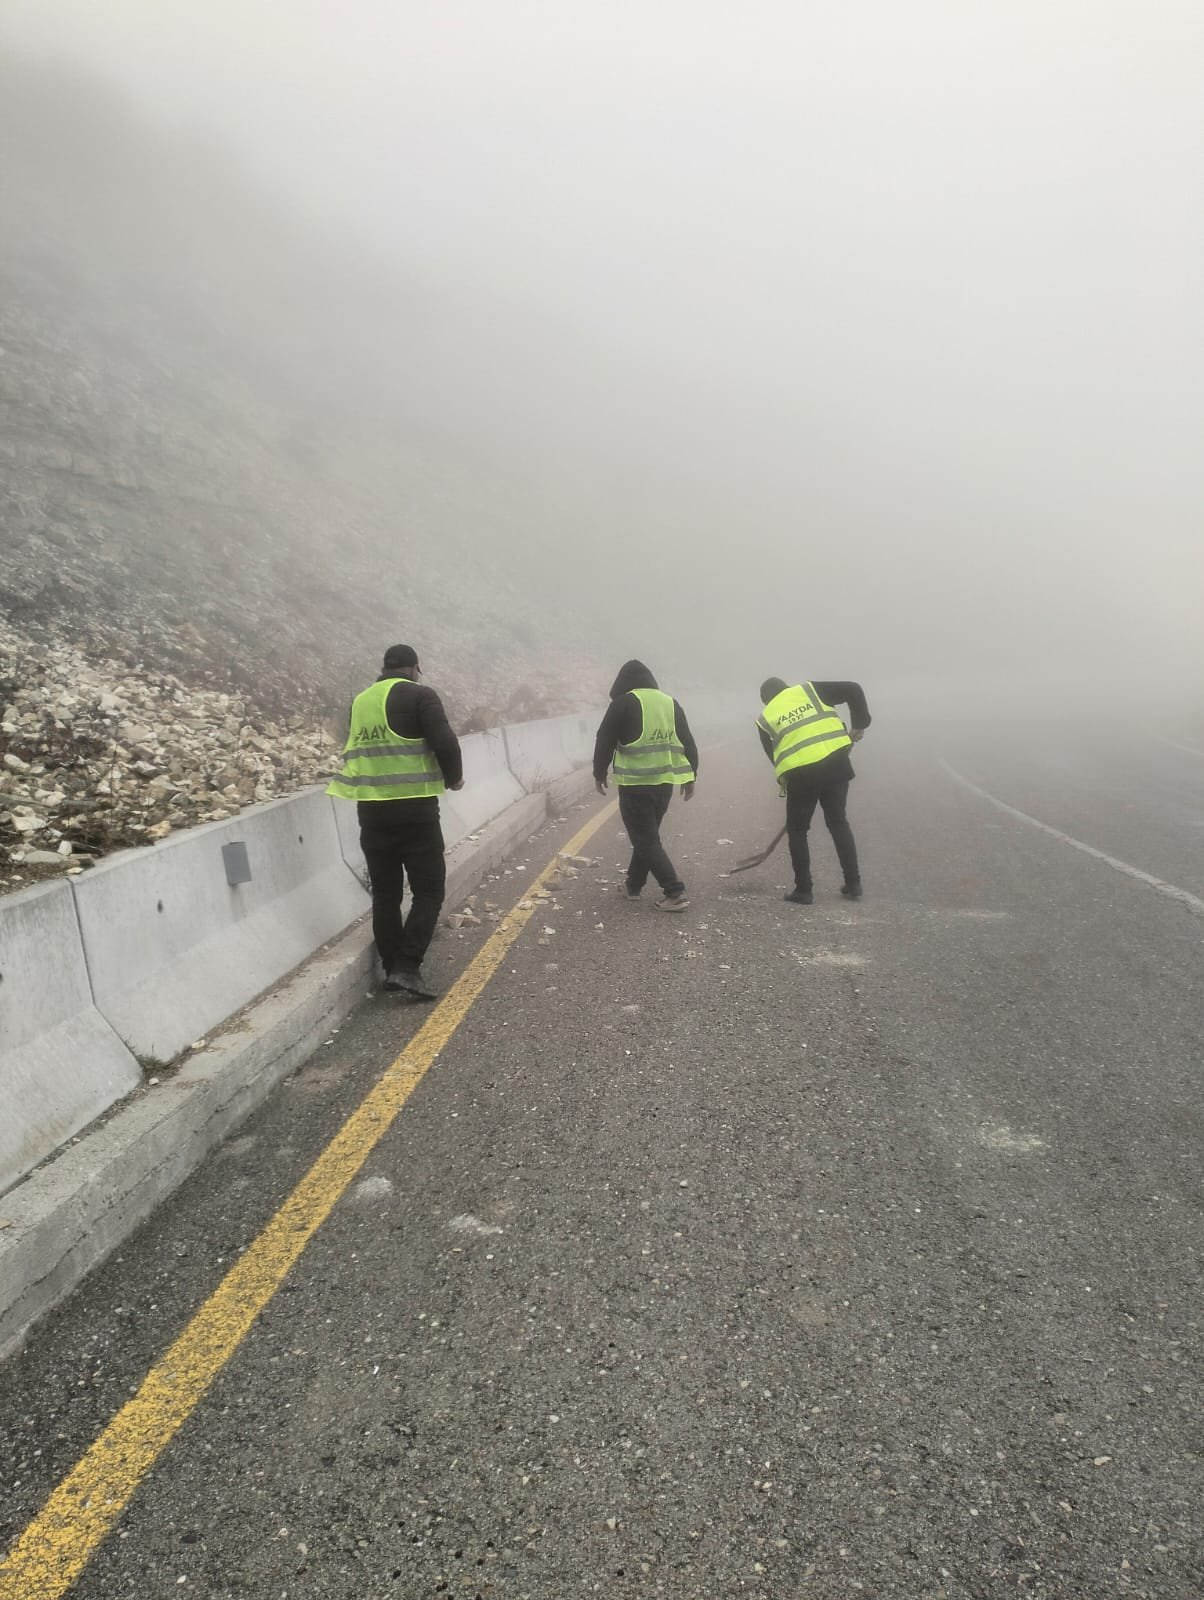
384 966 439 1000
840 881 863 900
783 888 814 904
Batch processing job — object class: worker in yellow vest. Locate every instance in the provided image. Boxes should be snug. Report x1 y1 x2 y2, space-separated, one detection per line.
594 659 698 911
328 644 463 998
757 677 871 904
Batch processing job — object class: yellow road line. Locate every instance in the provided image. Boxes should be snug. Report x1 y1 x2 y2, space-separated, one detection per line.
0 800 618 1600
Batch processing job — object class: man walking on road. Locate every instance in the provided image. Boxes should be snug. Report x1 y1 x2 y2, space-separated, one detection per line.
757 676 870 904
328 644 463 998
594 660 698 911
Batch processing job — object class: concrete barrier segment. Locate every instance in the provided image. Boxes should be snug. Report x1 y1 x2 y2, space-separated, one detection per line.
502 715 581 791
562 712 595 768
72 790 369 1066
0 880 143 1196
0 920 376 1360
0 779 575 1357
444 792 548 908
328 787 370 891
544 764 600 818
441 729 525 846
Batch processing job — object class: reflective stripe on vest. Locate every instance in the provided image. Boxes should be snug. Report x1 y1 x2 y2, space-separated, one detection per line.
326 678 445 801
756 682 851 781
613 687 694 787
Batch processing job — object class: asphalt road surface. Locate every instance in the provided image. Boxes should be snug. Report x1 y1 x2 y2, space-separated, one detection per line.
1 723 1200 1599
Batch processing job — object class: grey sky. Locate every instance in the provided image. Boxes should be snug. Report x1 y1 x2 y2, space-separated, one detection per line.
5 0 1202 691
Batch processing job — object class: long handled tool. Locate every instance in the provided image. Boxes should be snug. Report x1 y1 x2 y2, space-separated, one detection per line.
727 823 788 873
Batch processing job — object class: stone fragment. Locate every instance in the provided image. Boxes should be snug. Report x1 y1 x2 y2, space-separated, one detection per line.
22 849 69 867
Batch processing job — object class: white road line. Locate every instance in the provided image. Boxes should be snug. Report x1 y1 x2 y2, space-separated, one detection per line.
941 761 1204 919
1155 735 1204 759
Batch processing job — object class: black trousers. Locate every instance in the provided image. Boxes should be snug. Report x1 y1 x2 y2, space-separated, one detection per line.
359 804 446 973
784 771 860 892
618 784 685 896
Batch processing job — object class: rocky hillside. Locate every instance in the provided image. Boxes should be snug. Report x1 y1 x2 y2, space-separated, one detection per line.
0 616 341 897
0 55 617 893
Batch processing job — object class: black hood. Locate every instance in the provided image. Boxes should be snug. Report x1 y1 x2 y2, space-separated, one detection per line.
609 659 659 698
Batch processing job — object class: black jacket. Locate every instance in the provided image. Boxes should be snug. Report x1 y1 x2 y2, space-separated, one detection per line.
355 675 463 826
757 680 871 785
593 660 699 785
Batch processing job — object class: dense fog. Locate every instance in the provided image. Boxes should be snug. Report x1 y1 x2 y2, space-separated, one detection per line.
3 1 1201 715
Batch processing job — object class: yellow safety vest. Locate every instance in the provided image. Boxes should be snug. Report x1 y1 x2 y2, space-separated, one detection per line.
757 683 851 783
327 678 445 801
613 688 694 787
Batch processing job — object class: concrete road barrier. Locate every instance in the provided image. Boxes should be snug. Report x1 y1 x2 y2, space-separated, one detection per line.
0 919 376 1358
72 791 369 1065
442 730 526 847
562 712 594 767
0 709 602 1334
503 715 582 791
0 772 595 1355
329 788 370 891
0 880 142 1195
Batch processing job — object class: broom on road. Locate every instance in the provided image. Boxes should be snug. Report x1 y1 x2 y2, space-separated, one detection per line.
728 722 861 873
726 823 788 874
